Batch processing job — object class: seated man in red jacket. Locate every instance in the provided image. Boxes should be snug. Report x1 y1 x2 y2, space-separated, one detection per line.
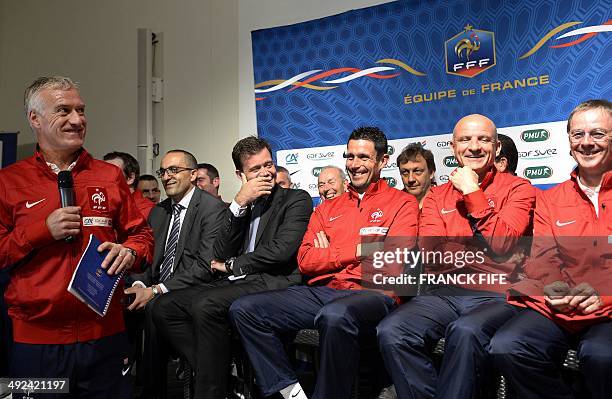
377 114 536 399
229 126 419 399
490 99 612 399
0 76 153 397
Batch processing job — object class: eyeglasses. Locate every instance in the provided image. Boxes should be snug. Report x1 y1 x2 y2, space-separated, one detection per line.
156 166 194 178
568 129 610 143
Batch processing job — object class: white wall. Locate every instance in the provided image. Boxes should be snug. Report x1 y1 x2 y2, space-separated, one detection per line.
0 0 392 200
0 0 240 200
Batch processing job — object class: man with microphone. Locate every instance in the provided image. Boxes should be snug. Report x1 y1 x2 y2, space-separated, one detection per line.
0 76 154 397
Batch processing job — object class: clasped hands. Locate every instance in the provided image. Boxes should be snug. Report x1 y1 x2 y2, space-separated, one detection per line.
544 281 602 315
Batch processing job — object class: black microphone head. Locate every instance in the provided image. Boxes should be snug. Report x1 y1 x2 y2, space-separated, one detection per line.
58 170 74 189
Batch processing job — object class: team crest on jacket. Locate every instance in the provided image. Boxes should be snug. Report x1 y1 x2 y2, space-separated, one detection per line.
87 187 109 212
370 209 384 223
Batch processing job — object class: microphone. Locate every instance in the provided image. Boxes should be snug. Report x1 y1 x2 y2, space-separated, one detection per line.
58 171 76 243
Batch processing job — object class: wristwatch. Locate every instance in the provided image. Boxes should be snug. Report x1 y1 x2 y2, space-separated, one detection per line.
151 285 160 298
224 257 236 273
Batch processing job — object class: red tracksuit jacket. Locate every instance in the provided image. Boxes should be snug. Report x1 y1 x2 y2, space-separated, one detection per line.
298 179 419 291
508 170 612 332
419 168 536 292
0 149 154 344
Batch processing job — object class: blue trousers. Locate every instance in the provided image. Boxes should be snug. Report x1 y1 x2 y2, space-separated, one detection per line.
229 285 396 399
490 308 612 399
377 287 518 399
9 332 132 399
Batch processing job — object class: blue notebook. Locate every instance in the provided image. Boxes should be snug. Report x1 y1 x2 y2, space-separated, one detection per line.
67 234 124 317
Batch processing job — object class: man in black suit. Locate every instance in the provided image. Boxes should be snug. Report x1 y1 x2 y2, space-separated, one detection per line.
125 149 226 398
153 136 312 399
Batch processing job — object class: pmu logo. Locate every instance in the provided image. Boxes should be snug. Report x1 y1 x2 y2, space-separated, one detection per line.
285 153 298 164
521 129 550 142
445 24 496 78
523 166 553 179
383 177 397 187
443 156 459 167
312 167 323 177
387 145 395 155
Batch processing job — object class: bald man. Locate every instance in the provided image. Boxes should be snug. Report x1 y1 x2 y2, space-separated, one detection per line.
377 114 536 399
317 166 348 202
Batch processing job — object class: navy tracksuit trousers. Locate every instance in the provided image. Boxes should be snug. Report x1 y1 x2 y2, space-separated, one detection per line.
9 332 131 399
490 308 612 399
229 285 396 399
376 287 518 399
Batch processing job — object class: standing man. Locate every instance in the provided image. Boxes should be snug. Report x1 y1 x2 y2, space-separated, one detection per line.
397 143 436 209
153 136 312 399
490 100 612 399
377 114 535 399
125 149 226 398
317 165 348 202
137 174 162 203
0 76 153 397
104 151 155 219
230 127 419 399
195 162 227 203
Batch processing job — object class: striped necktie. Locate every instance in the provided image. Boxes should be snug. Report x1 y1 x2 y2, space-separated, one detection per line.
160 203 183 282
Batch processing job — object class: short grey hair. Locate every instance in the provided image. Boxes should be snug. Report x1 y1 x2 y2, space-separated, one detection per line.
24 76 78 115
320 165 347 180
566 99 612 132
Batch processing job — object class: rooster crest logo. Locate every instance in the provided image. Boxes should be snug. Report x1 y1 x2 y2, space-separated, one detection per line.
454 27 481 61
370 209 384 223
92 191 106 205
445 24 496 78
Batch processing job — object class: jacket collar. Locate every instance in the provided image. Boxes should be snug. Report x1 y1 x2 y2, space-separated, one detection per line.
570 168 612 191
347 178 388 200
34 146 90 178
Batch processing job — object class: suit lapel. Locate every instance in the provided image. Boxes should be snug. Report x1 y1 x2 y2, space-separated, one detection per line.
254 187 283 247
174 190 199 268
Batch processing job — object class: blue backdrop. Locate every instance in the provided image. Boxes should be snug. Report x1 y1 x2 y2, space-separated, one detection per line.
252 0 611 154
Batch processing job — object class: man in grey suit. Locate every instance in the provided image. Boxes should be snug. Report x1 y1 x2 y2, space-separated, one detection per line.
153 137 313 399
125 149 226 399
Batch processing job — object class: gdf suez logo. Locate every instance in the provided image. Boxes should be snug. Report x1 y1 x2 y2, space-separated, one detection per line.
523 166 553 179
521 129 550 142
445 24 496 78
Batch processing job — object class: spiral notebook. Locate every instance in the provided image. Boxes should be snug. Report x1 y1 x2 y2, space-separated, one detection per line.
67 234 124 317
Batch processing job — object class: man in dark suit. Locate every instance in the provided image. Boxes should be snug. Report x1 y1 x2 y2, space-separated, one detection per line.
153 136 313 399
125 149 226 398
